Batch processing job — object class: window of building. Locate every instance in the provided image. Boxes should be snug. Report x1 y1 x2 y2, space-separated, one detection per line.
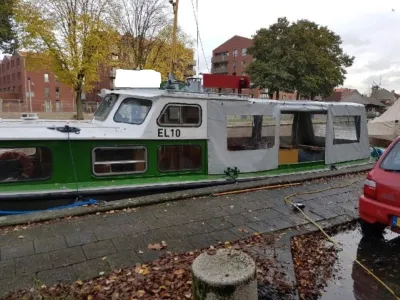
94 94 118 121
12 86 15 92
12 74 15 81
241 61 246 68
233 48 238 57
0 147 52 183
11 61 14 68
7 75 10 83
241 72 246 76
333 116 361 145
157 104 201 127
282 95 286 100
54 75 58 83
227 115 276 151
242 48 247 56
44 73 49 82
44 87 50 99
114 98 152 125
92 147 147 176
16 58 20 66
158 145 202 172
55 87 60 99
6 63 9 70
17 72 20 80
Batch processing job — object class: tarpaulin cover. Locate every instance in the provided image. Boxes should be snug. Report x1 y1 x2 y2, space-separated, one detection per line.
368 99 400 142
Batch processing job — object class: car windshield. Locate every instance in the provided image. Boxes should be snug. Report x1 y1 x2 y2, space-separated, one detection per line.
94 94 118 121
114 98 152 125
380 141 400 172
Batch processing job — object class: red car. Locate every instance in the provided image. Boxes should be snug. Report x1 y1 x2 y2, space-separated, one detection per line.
359 136 400 236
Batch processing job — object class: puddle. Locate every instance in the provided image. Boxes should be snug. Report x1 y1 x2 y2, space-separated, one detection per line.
320 225 400 300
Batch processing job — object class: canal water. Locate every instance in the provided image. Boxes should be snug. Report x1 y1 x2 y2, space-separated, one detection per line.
320 225 400 300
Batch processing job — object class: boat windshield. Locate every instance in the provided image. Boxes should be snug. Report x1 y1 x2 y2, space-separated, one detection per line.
114 98 152 125
94 94 118 121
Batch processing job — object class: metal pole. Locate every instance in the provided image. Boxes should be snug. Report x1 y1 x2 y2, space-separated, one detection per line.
27 77 32 112
196 0 199 77
169 0 179 77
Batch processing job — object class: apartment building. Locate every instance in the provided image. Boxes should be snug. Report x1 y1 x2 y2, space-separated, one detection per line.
0 51 75 112
211 35 297 100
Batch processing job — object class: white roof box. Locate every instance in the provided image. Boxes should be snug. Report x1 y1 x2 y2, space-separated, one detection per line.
114 69 162 89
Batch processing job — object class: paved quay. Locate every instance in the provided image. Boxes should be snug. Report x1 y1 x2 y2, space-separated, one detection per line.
0 173 364 296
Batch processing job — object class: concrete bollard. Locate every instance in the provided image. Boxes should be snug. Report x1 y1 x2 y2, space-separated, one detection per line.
191 249 257 300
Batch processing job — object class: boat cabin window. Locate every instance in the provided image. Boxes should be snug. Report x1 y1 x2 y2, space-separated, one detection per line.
0 147 52 183
158 145 202 172
93 147 147 176
333 116 361 145
227 115 276 151
157 104 201 127
94 94 118 121
114 98 152 125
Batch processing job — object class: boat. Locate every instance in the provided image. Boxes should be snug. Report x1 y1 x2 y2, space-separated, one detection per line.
0 68 373 208
0 0 373 211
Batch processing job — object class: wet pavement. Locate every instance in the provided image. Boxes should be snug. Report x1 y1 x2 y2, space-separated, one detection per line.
320 225 400 300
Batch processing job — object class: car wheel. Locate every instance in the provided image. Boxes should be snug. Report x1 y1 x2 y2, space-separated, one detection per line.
360 220 386 237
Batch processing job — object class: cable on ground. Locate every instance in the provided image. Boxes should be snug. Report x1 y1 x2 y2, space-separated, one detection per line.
284 179 400 300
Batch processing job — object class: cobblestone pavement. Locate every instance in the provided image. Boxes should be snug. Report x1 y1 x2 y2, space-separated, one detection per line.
0 174 364 296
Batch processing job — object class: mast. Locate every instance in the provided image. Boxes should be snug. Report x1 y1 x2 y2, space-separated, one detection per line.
169 0 179 80
196 0 199 77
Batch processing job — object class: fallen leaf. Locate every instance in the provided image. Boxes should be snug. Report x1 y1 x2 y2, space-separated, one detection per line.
174 268 185 275
76 280 83 286
136 290 146 297
148 243 162 251
99 271 105 276
138 250 144 254
102 256 107 261
18 235 24 239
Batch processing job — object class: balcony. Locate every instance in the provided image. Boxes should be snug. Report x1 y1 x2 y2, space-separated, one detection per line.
212 65 228 74
212 55 229 64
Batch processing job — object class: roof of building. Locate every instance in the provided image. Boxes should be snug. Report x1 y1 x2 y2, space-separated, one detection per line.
372 88 397 101
343 91 385 107
213 35 252 53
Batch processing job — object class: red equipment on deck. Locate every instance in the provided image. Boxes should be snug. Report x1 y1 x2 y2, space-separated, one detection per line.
202 74 250 91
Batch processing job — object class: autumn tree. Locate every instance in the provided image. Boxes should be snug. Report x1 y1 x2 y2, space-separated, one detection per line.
0 0 18 53
145 26 194 80
247 18 354 100
15 0 119 119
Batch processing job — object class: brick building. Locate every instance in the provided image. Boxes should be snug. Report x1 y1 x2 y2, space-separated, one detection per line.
211 35 297 100
0 51 75 113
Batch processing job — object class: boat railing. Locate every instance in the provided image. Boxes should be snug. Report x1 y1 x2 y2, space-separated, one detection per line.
167 88 253 100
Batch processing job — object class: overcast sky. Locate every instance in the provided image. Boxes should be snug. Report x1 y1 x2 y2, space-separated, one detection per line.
178 0 400 94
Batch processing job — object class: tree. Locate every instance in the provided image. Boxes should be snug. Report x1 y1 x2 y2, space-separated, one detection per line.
15 0 119 119
145 26 194 80
118 0 169 69
0 0 18 53
289 20 354 99
247 18 354 100
246 17 295 100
